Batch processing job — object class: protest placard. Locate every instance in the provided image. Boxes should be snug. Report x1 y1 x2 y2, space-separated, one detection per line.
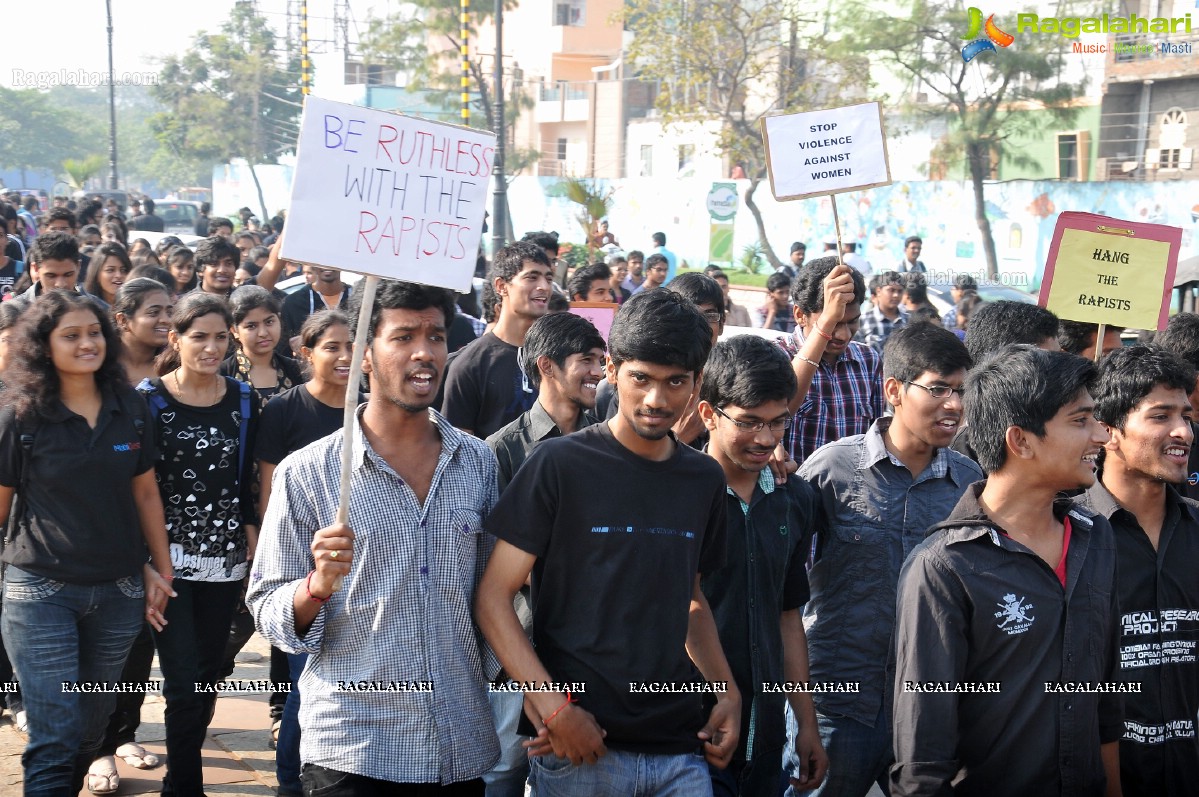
281 96 496 292
568 302 618 342
761 102 892 201
1039 211 1181 331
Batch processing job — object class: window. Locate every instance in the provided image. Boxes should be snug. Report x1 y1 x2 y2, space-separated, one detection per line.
678 144 694 171
557 138 567 161
1158 108 1190 170
640 145 653 177
1055 131 1089 180
554 0 585 26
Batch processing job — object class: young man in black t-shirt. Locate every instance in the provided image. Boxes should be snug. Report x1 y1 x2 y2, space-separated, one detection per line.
1085 346 1199 796
441 241 552 438
477 290 741 797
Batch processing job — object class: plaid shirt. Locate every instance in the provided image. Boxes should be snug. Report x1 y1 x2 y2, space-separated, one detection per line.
855 305 909 353
248 407 501 785
776 330 885 466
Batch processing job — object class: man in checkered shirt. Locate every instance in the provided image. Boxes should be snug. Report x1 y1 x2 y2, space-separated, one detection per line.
249 280 500 796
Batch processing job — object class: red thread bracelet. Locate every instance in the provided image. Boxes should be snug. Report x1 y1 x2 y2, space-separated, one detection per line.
813 325 833 341
306 572 331 604
543 690 576 727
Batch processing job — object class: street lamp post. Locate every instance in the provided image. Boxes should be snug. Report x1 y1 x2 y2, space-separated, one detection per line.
106 0 119 190
491 0 506 255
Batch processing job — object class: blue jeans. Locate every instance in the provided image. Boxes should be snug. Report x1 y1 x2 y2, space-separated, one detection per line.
152 578 242 797
276 651 307 797
1 565 144 797
785 705 891 797
529 749 712 797
482 688 529 797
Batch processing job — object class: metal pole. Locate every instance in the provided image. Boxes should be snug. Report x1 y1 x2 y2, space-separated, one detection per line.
301 0 311 96
106 0 119 189
461 0 470 125
491 0 507 254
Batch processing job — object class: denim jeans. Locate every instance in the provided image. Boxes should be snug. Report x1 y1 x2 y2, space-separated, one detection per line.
276 651 307 797
481 688 529 797
99 621 156 755
529 749 712 797
152 578 242 797
785 705 891 797
1 565 144 796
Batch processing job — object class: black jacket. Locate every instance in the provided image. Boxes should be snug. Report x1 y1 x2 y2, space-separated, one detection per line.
891 482 1123 797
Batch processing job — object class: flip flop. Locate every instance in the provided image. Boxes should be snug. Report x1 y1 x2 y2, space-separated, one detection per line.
269 718 281 750
87 756 120 795
116 741 161 769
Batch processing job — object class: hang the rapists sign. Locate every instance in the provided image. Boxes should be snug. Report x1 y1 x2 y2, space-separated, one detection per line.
1039 211 1181 330
761 101 892 201
282 96 496 292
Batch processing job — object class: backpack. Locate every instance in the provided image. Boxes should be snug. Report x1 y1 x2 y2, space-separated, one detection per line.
137 377 254 483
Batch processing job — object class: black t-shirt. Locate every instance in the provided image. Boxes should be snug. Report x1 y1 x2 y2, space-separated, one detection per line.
130 213 165 232
140 377 259 582
485 423 728 753
0 384 157 583
441 331 537 438
0 259 23 300
280 285 351 351
256 384 363 465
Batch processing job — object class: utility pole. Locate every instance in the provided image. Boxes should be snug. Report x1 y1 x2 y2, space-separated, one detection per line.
106 0 119 189
491 0 506 254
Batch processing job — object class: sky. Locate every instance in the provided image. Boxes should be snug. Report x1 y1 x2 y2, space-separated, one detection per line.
4 0 389 89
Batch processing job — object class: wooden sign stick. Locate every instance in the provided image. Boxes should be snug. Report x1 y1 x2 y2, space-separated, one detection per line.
331 274 380 592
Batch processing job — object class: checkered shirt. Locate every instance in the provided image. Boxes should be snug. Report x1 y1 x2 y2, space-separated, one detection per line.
856 304 909 353
248 406 501 785
776 330 885 466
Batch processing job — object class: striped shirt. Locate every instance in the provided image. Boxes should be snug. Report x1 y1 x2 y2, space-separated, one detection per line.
247 406 500 785
776 330 885 466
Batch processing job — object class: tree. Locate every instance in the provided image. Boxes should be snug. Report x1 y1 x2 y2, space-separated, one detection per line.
560 178 615 257
0 88 89 185
622 0 869 269
359 1 540 179
845 1 1086 280
62 155 108 191
152 0 301 220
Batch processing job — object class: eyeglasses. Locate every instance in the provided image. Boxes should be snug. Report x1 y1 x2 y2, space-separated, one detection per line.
712 405 793 433
701 310 724 323
906 381 966 399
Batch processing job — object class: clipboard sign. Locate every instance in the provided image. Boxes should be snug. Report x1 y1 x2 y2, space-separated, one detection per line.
1039 211 1182 330
568 302 618 342
761 102 892 201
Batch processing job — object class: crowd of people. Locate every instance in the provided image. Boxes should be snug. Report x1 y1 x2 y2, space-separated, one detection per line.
0 191 1196 797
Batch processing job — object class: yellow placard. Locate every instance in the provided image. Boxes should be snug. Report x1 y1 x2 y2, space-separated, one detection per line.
1042 228 1170 329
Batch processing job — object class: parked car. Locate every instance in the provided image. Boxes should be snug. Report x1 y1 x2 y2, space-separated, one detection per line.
153 199 204 234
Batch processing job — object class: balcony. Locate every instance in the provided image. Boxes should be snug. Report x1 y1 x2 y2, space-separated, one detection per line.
1106 31 1199 82
536 81 592 123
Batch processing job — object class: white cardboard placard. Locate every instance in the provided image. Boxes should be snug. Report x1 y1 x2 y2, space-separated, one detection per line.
281 96 496 292
762 102 892 201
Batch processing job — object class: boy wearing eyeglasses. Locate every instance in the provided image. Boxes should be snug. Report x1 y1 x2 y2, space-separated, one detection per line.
697 335 829 796
786 323 981 797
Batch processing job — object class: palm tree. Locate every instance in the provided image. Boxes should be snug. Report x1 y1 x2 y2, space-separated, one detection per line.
62 155 109 191
561 177 614 257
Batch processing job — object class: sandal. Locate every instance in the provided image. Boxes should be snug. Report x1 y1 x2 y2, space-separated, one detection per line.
269 718 281 750
12 710 27 735
116 741 161 769
87 756 120 795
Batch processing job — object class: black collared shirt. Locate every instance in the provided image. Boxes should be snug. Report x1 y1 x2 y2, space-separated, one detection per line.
702 468 814 764
1081 481 1199 796
485 400 595 491
892 482 1123 797
0 384 157 583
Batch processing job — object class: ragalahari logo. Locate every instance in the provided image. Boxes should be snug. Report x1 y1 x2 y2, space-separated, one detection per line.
961 7 1015 62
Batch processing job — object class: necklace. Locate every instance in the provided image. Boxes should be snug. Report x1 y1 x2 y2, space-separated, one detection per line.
173 369 220 406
